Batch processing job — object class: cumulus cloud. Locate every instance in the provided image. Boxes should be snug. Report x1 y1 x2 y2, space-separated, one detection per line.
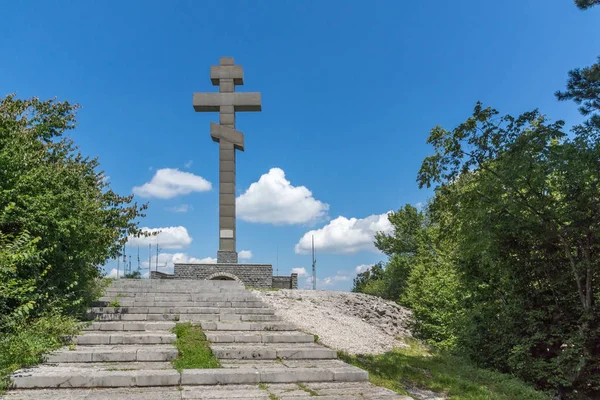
355 264 372 274
165 204 192 213
291 267 308 277
106 268 118 278
238 250 252 260
294 212 393 254
128 226 192 249
236 168 329 225
133 168 211 199
333 273 351 281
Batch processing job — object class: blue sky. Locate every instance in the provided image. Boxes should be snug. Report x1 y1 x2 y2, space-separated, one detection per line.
2 1 598 290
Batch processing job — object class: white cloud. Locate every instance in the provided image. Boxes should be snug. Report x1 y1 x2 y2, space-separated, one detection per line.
133 168 211 199
355 264 372 274
166 204 192 213
106 268 118 278
184 160 193 169
236 168 329 225
291 267 308 277
238 250 252 260
415 202 424 210
294 212 393 254
333 273 350 281
128 226 192 249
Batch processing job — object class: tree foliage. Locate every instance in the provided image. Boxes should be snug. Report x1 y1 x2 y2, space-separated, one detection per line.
574 0 600 10
556 56 600 129
0 94 147 322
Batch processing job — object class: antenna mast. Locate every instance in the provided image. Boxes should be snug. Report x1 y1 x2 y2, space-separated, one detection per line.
312 235 316 290
156 243 159 272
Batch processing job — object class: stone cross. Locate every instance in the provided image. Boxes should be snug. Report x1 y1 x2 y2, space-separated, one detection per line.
193 57 261 263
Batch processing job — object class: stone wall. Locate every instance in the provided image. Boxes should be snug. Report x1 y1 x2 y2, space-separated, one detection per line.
174 263 273 288
272 273 298 289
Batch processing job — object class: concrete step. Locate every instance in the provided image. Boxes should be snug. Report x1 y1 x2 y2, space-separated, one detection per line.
83 321 176 331
75 331 176 345
4 382 411 399
93 299 264 307
10 365 368 389
104 287 246 295
88 309 276 322
97 294 259 302
199 321 296 331
88 304 268 314
210 343 337 360
45 345 177 363
41 361 174 370
205 331 314 344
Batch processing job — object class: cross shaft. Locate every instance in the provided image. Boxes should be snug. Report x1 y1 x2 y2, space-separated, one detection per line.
192 57 262 263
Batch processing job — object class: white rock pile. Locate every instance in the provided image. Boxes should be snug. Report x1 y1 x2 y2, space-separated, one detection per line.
254 289 413 355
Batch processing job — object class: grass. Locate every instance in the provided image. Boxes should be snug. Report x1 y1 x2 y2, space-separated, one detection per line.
338 339 551 400
297 382 318 396
258 383 280 399
171 322 220 370
0 314 81 394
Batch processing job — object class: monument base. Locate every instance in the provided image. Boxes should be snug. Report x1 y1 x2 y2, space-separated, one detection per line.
151 263 298 289
172 263 273 288
217 250 238 264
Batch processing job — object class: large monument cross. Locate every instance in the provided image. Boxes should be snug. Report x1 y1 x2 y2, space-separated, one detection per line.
193 57 261 263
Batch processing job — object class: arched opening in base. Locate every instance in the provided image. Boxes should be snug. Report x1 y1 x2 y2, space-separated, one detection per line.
206 272 242 282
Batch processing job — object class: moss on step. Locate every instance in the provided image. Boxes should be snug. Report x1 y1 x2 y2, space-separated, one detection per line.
171 322 220 370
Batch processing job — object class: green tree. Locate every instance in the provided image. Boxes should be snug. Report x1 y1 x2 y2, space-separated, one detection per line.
0 94 147 318
555 56 600 129
418 102 600 397
352 262 384 293
574 0 600 9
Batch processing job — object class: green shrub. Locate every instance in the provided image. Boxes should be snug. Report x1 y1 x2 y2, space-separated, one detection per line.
0 313 80 391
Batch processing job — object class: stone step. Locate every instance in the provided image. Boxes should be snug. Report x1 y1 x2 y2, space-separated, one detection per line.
88 308 276 321
103 290 247 297
205 331 314 344
42 361 174 370
93 299 263 307
210 343 337 360
10 365 368 389
4 382 411 399
83 321 176 331
75 331 176 345
199 321 296 331
45 345 177 363
98 294 259 302
88 304 268 314
220 358 358 369
104 287 246 294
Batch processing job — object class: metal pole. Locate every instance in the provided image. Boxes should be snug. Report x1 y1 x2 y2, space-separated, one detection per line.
312 235 316 290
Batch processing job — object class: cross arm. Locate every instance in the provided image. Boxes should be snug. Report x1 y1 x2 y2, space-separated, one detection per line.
193 93 262 112
210 122 245 151
210 65 244 85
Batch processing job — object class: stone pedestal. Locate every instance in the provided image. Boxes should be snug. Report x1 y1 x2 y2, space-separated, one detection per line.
174 263 273 288
217 250 238 264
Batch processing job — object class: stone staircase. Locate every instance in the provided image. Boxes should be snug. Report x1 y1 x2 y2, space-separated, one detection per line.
6 279 410 399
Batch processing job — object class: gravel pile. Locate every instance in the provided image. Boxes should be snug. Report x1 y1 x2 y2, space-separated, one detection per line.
254 289 413 355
